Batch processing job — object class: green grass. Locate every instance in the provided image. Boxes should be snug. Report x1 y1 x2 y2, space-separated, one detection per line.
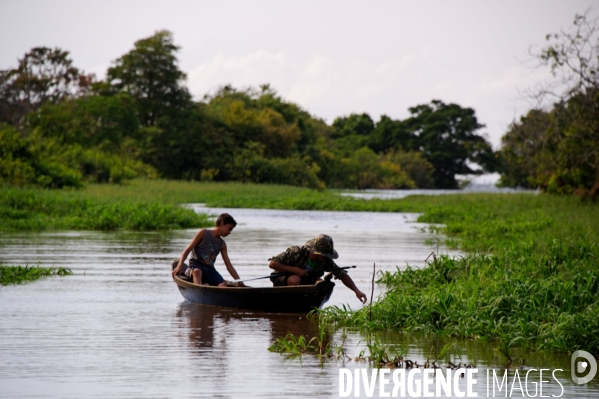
0 186 211 231
0 265 73 285
80 179 445 211
318 194 599 354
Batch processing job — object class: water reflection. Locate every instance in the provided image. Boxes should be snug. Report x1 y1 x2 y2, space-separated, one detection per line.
172 302 599 398
177 303 321 349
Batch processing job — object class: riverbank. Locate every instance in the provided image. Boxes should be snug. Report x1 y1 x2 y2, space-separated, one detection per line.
0 185 211 231
319 194 599 354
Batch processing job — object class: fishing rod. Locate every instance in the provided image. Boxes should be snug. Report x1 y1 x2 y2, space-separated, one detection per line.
233 265 357 283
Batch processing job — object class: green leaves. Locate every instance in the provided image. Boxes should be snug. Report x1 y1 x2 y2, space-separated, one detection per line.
105 30 192 127
3 31 500 190
402 100 496 188
500 12 599 197
319 193 599 353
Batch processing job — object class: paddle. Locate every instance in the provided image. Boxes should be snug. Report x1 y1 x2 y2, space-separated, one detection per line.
233 265 357 283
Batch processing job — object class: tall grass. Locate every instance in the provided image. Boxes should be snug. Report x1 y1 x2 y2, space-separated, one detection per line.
319 194 599 354
0 186 211 231
0 265 73 285
268 321 348 361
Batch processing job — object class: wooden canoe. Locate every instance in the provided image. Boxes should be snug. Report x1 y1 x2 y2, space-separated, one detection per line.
172 267 336 313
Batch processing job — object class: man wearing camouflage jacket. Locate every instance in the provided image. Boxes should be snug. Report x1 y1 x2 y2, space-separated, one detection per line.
269 234 367 303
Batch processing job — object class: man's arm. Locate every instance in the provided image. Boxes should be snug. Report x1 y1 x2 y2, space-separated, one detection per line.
268 246 309 277
269 260 308 277
340 274 367 304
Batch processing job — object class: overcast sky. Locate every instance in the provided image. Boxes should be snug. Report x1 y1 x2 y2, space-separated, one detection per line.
1 0 597 149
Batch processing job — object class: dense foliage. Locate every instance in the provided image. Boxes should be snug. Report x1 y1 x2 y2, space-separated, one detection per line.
498 12 599 199
319 193 599 354
1 31 495 190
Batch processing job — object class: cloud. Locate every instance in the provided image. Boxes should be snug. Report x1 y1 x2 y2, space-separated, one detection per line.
188 50 291 98
287 55 339 106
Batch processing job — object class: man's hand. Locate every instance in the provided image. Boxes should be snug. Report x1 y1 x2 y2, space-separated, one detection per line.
355 290 367 304
172 266 182 276
294 267 308 277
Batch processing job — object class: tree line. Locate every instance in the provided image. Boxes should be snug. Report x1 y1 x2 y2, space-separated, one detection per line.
0 30 497 190
499 11 599 200
2 12 597 196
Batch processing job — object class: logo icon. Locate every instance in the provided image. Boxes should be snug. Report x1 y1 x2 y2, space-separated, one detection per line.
571 350 597 384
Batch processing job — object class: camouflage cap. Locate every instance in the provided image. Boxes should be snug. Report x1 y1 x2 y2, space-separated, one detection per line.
305 234 338 259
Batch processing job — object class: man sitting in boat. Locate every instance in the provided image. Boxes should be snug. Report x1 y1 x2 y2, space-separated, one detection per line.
269 234 367 303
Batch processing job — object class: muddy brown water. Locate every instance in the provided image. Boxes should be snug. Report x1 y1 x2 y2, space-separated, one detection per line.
0 207 597 398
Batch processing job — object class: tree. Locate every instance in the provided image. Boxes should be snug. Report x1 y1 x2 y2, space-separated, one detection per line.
531 10 599 104
26 93 140 149
332 113 375 137
535 11 599 198
204 85 314 157
497 109 550 188
382 149 435 188
0 47 92 126
104 30 192 126
331 113 375 153
139 107 234 181
0 123 84 188
499 11 599 198
368 115 414 153
402 100 496 188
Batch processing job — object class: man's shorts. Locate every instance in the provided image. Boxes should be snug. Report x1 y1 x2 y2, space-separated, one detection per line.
271 274 318 286
186 263 225 286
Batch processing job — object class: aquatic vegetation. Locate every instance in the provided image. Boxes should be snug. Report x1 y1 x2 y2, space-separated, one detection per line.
268 333 321 358
0 265 72 285
0 186 211 231
320 233 599 354
358 335 409 366
269 327 478 370
316 188 599 354
268 321 347 360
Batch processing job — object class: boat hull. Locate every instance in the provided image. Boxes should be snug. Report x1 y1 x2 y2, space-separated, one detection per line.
173 275 335 313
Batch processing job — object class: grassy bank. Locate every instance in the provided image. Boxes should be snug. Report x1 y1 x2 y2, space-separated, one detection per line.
0 186 211 231
82 179 448 211
0 265 73 285
319 194 599 354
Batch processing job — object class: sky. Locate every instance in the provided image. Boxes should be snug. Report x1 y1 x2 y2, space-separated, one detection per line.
1 0 597 149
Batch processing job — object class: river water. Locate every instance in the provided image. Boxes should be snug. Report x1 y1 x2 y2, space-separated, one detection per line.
0 206 597 398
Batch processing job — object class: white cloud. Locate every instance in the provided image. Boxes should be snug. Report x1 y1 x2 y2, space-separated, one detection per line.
188 50 291 98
